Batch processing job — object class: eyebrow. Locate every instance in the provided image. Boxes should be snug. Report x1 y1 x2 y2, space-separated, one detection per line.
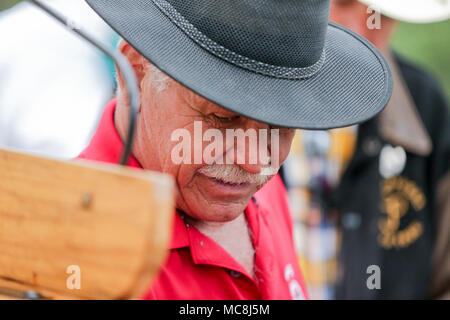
181 88 210 111
182 88 238 117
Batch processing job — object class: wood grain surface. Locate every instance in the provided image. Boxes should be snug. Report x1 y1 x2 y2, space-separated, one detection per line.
0 149 174 299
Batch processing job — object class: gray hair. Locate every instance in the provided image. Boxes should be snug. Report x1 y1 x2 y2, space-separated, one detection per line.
147 63 170 93
116 39 171 99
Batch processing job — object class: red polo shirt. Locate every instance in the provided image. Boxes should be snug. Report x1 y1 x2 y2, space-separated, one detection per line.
78 100 308 300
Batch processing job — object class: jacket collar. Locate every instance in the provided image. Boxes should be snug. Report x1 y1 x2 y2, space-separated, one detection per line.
377 50 432 156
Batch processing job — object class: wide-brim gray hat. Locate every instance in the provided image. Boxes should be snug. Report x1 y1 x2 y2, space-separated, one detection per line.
86 0 393 129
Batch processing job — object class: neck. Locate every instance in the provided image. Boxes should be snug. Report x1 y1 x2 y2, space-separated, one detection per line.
186 213 256 278
187 214 244 231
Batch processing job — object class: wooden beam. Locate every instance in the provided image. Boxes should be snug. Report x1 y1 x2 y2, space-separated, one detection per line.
0 149 174 299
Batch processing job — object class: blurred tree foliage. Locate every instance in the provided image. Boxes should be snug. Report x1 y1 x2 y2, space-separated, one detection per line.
0 0 18 11
392 20 450 102
1 0 449 102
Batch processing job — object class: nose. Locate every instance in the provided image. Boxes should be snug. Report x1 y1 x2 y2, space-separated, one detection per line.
238 162 268 175
224 119 273 175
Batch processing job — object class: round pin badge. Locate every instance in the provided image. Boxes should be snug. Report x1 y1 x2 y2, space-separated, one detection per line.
379 144 407 179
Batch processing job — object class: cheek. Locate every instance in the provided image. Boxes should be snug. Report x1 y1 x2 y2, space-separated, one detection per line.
154 123 203 195
278 130 296 164
138 91 192 171
175 163 202 191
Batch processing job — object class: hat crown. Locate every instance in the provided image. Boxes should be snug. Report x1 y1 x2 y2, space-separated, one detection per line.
164 0 331 69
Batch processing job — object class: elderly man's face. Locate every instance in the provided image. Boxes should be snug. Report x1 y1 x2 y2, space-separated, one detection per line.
117 43 295 223
330 0 370 35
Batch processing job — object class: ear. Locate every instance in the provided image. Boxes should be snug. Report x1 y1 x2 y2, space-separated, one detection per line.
116 41 147 101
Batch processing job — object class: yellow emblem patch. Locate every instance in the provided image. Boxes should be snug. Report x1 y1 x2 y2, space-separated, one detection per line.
378 176 426 249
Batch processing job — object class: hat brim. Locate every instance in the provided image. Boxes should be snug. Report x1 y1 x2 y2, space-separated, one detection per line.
359 0 450 24
86 0 392 129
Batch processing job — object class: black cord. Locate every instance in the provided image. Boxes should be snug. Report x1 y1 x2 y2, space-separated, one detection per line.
27 0 140 166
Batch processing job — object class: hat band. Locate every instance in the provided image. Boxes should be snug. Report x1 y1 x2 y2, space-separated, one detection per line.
151 0 326 80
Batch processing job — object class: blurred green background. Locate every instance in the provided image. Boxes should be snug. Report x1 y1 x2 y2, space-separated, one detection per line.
391 20 450 103
1 0 449 102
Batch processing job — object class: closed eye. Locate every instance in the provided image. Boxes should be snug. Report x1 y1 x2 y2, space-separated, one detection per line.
211 114 240 123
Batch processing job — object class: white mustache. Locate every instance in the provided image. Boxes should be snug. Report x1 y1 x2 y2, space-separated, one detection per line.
198 164 277 186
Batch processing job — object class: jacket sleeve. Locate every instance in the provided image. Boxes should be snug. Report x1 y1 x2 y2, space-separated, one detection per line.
430 172 450 299
428 87 450 299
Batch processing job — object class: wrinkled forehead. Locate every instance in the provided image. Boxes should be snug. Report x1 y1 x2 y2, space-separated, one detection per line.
178 83 240 117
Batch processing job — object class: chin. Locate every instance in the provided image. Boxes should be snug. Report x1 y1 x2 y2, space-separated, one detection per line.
183 198 249 223
206 206 244 222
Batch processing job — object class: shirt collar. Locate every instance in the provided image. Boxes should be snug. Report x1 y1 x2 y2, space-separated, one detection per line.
377 50 432 156
170 211 190 249
175 199 262 279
